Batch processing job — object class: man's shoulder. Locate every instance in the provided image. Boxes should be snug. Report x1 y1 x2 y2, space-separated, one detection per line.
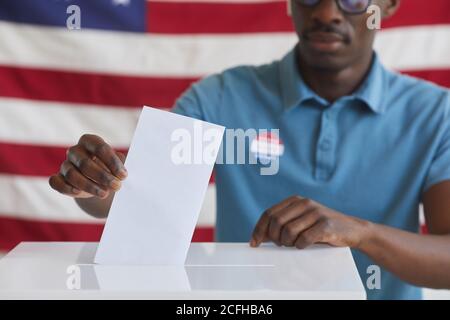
386 69 449 103
384 69 450 113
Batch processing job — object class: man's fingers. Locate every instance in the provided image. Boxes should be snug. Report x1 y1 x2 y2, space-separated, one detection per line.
250 195 302 247
268 198 313 245
280 208 321 246
67 145 122 191
49 174 81 196
294 219 327 249
78 134 127 179
60 161 110 198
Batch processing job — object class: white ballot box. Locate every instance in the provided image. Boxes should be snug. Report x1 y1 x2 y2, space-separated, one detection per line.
0 242 366 299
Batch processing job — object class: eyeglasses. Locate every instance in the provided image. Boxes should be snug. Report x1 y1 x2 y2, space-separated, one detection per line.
294 0 372 15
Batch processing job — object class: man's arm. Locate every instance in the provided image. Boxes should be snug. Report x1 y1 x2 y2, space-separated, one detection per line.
357 179 450 288
359 180 450 289
250 181 450 289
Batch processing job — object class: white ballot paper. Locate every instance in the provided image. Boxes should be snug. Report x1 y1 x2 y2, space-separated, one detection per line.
95 106 224 265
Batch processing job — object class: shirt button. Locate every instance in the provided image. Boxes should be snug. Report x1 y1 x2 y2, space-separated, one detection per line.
320 139 332 151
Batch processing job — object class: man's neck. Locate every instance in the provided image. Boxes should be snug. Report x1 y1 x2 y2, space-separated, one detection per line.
296 49 374 104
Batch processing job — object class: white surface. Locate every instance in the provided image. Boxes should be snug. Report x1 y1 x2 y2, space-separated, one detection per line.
0 242 366 299
95 107 224 265
423 289 450 300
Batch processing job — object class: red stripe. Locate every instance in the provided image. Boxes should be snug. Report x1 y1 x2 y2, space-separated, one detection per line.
382 0 450 29
0 65 197 108
401 69 450 89
147 0 450 34
421 224 428 234
0 143 127 177
0 65 449 108
0 142 216 183
0 216 214 251
147 1 294 34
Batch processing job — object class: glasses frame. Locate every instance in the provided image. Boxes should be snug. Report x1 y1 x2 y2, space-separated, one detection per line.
293 0 373 15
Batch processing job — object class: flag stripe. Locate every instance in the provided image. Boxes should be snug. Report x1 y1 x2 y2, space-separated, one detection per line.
1 0 449 34
148 0 450 34
0 175 217 225
0 142 216 186
373 26 450 71
402 69 450 89
0 143 126 177
0 216 214 251
147 1 293 34
0 22 296 77
2 22 449 78
0 174 101 223
0 97 140 147
377 0 450 29
0 65 196 108
1 65 449 108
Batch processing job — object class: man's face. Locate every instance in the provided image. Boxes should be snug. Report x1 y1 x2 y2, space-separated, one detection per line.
291 0 382 70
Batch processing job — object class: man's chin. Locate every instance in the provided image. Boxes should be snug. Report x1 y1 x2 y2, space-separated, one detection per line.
299 45 349 71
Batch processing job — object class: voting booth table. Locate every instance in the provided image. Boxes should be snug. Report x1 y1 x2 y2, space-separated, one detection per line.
0 242 366 299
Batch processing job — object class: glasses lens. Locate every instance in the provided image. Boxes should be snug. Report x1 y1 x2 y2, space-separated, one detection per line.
296 0 321 6
338 0 370 13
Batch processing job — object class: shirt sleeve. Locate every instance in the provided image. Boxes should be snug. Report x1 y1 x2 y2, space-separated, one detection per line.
423 91 450 193
171 73 224 123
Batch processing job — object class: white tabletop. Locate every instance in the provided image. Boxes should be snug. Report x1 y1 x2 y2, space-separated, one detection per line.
0 242 366 299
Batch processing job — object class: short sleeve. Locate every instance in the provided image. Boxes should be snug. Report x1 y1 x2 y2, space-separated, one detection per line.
171 74 224 123
423 92 450 192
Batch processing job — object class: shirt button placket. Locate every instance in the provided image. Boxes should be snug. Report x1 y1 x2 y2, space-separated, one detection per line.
315 108 336 181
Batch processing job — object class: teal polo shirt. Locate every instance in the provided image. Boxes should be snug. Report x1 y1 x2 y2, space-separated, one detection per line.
172 47 450 300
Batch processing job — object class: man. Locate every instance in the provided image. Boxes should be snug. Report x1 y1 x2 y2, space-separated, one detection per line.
49 0 450 299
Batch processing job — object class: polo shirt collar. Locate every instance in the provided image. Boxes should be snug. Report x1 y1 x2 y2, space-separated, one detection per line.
279 46 388 114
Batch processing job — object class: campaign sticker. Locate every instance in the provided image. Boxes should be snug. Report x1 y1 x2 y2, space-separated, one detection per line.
250 132 284 161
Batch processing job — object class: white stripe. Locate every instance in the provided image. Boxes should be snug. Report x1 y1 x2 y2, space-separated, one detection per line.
0 21 296 77
1 22 448 77
0 97 141 148
0 175 101 223
419 204 425 226
0 174 217 226
374 25 450 71
201 184 217 225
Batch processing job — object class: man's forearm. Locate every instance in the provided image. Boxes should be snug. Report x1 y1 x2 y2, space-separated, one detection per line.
75 193 114 219
359 222 450 289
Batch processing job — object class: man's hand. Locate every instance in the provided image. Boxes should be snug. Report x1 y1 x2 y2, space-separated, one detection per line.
250 195 371 249
49 134 127 199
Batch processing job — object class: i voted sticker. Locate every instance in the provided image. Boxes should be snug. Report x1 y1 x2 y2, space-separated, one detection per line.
250 132 284 161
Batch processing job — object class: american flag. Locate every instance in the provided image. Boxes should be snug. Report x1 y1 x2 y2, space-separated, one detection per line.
0 0 449 253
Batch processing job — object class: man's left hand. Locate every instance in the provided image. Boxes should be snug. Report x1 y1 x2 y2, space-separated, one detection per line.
250 195 371 249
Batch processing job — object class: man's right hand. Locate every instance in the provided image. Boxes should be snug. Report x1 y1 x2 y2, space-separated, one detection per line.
49 134 128 199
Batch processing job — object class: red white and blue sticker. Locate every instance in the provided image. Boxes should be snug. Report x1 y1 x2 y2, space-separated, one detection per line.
250 131 284 161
